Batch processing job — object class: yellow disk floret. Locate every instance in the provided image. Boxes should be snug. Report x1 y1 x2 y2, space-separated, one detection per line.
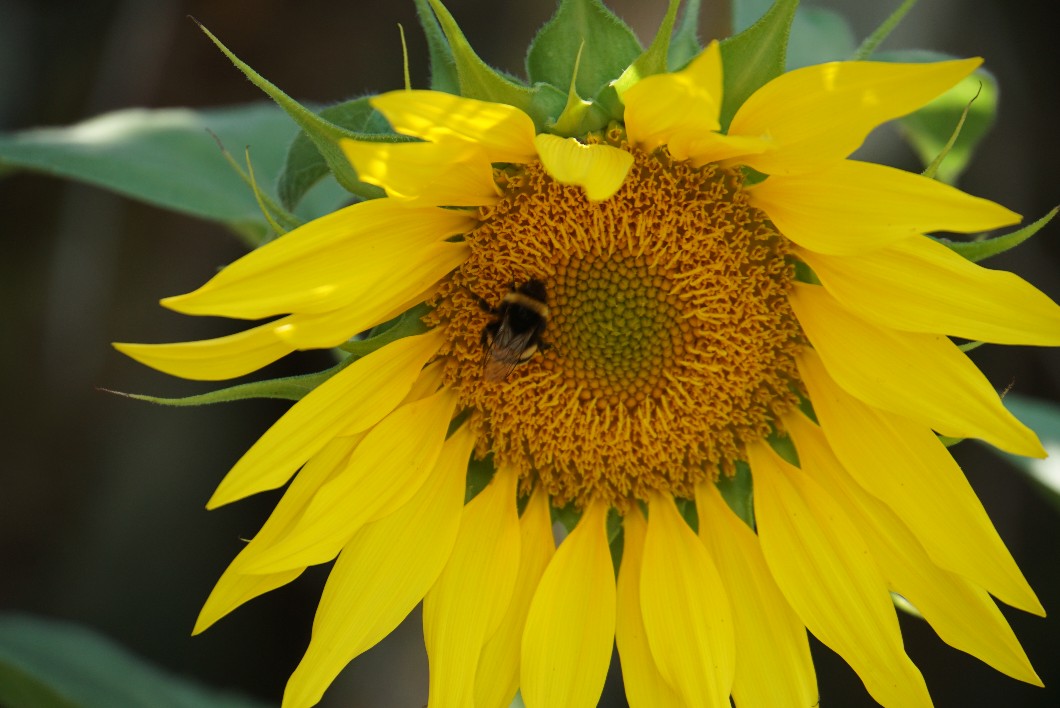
430 142 805 508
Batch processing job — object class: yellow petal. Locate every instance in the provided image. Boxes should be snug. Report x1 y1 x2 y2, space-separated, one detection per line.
243 385 458 573
161 199 474 319
533 134 634 201
271 241 469 349
340 138 499 206
683 131 770 167
797 349 1044 615
798 234 1060 344
194 434 361 634
370 89 538 163
730 58 981 174
748 440 932 708
640 494 734 708
113 318 295 381
622 41 722 152
521 501 616 708
785 412 1041 685
615 509 683 708
748 160 1019 255
281 424 475 708
696 482 818 707
423 466 521 708
474 484 556 708
789 283 1044 457
207 328 444 508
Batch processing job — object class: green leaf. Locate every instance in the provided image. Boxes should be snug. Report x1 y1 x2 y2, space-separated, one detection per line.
985 394 1060 514
336 302 431 356
717 461 755 529
668 0 704 70
934 207 1056 263
413 0 459 93
195 22 401 202
277 97 394 211
720 0 798 129
0 104 310 242
878 50 999 184
785 6 857 69
526 0 643 105
0 615 268 708
423 0 552 127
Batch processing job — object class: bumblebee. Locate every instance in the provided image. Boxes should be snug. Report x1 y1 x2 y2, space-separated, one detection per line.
479 279 549 381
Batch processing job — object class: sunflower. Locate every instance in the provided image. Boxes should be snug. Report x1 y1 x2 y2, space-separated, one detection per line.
115 21 1059 708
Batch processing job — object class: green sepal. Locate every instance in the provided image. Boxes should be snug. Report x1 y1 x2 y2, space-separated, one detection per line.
883 51 999 185
612 0 681 95
277 97 395 211
933 207 1056 263
852 0 918 61
423 0 559 129
0 614 269 708
413 0 459 93
195 22 399 201
720 0 798 130
675 496 699 533
550 44 613 137
336 302 431 356
101 360 352 407
668 0 704 70
767 430 800 467
242 149 301 237
527 0 643 110
716 460 755 529
552 501 583 535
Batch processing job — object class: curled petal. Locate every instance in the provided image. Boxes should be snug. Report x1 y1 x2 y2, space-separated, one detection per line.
533 134 634 201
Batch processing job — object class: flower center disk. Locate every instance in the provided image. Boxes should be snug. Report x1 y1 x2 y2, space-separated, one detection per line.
430 143 805 509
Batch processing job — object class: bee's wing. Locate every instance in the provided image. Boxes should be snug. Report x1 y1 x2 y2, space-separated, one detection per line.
483 322 536 382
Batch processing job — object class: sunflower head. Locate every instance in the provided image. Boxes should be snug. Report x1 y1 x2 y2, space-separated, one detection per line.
113 2 1058 707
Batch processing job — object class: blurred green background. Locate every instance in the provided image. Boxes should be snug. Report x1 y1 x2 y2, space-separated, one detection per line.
1 0 1057 706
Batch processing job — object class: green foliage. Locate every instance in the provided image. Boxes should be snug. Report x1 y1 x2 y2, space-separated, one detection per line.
422 0 564 129
935 207 1056 263
612 0 682 94
986 394 1060 514
527 0 643 121
853 0 919 60
413 0 459 92
0 615 268 708
277 97 394 211
102 361 351 407
0 104 342 245
720 0 798 129
668 0 704 70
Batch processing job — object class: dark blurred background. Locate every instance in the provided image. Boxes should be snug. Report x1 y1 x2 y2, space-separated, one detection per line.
1 1 1057 706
